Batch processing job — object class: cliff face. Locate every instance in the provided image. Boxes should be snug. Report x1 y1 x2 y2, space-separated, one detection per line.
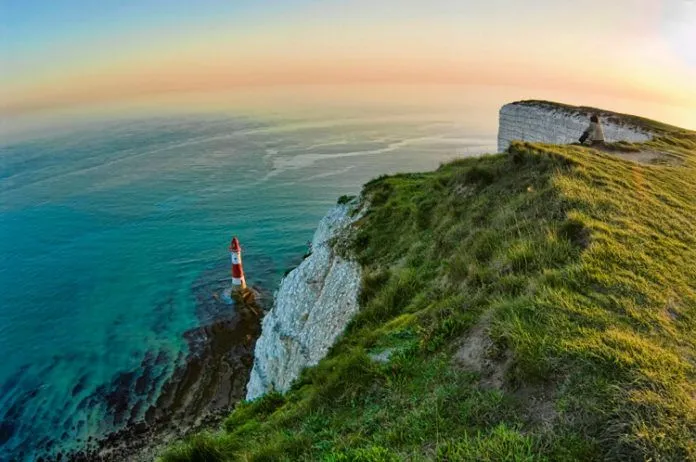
498 101 653 152
245 203 362 400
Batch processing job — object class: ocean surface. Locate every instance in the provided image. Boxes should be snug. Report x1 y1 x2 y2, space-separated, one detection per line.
0 106 495 459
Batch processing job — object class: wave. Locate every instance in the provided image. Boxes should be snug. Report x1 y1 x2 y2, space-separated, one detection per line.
259 135 493 181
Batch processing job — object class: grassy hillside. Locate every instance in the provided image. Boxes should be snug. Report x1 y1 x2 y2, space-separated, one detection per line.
162 122 696 461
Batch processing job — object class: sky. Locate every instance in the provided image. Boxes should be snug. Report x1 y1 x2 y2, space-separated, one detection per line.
1 0 695 127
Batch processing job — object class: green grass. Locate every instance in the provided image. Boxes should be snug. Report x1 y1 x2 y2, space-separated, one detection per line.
337 194 357 205
161 120 696 461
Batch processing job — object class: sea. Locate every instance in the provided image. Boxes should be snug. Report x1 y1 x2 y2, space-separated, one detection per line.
0 94 498 460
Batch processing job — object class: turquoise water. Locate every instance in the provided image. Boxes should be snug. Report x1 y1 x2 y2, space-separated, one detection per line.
0 108 495 459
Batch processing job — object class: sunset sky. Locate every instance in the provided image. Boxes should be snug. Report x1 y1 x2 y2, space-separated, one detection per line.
1 0 695 126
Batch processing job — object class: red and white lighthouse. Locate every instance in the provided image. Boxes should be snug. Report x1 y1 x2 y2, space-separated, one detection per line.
229 237 247 289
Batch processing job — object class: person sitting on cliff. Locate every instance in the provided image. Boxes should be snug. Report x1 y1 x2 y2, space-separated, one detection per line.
579 114 605 146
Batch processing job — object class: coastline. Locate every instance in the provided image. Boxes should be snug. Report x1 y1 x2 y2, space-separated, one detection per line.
58 275 265 462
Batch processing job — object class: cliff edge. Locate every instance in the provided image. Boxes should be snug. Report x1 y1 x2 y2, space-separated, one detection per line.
246 202 363 400
498 100 654 152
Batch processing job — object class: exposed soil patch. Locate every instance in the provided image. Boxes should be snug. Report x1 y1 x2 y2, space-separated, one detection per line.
453 313 560 431
611 150 671 165
595 145 682 166
512 383 559 431
368 349 394 364
453 312 512 391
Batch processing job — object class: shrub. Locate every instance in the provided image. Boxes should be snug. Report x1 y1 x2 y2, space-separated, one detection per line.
338 194 357 205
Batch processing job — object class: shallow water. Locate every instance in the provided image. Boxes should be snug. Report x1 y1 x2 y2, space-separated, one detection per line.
0 108 495 460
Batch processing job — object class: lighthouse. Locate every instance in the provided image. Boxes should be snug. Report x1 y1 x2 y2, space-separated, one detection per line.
229 237 247 290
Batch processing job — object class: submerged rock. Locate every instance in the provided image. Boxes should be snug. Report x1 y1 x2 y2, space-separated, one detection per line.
246 202 363 400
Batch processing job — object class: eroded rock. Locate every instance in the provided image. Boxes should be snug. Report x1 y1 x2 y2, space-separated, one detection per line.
246 202 363 400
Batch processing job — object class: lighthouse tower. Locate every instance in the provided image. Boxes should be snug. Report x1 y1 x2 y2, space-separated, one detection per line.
229 237 247 290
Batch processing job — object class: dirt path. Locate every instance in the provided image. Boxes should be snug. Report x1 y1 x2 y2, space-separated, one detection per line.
594 145 681 166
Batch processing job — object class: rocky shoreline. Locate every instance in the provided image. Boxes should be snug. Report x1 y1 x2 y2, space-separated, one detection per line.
55 275 265 462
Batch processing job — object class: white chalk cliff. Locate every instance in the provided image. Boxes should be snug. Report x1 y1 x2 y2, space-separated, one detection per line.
246 202 363 400
498 101 653 152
